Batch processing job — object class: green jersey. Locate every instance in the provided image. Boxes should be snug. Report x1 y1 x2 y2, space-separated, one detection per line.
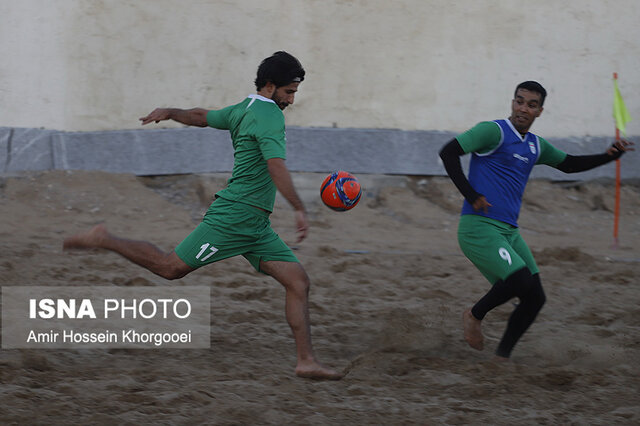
206 94 287 212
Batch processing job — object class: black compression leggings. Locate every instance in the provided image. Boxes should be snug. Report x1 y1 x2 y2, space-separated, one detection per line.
471 267 546 358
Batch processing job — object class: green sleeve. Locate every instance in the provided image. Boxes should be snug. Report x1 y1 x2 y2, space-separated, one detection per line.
253 107 287 160
536 137 567 166
206 107 232 130
456 121 502 154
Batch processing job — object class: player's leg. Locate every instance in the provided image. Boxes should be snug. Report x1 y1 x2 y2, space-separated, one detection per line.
495 272 545 358
63 224 194 279
471 268 529 323
458 215 528 351
258 259 342 380
463 270 528 352
64 198 247 280
224 199 342 379
245 222 343 380
494 234 546 358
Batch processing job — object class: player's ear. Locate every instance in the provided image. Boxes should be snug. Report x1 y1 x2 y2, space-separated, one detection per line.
263 81 276 97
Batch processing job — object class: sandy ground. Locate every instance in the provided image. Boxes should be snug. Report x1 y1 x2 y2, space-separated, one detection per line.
0 170 639 425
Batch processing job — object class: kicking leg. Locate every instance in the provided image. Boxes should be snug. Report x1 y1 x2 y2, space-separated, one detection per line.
63 224 194 280
260 260 342 380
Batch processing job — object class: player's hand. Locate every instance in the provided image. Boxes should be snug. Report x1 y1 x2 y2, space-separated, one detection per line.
139 108 171 125
294 209 309 243
472 196 492 214
607 138 635 156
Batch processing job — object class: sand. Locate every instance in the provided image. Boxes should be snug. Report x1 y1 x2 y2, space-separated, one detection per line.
1 170 639 424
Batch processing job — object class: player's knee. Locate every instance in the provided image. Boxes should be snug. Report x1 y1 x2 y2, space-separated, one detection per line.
511 268 545 308
292 276 310 296
161 268 189 280
157 256 192 280
266 261 310 296
528 274 546 310
285 271 310 298
518 272 545 312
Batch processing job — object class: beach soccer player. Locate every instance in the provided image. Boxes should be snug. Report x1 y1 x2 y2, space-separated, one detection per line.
64 51 343 380
439 81 634 359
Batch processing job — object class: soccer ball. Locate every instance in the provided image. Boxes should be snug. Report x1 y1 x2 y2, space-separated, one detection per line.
320 171 362 211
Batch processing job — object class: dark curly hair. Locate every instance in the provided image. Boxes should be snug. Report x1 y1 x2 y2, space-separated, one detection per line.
254 51 305 90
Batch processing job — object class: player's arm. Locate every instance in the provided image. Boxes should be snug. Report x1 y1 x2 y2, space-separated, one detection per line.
139 108 209 127
439 122 500 213
439 139 483 205
555 139 634 173
267 158 308 242
540 138 634 173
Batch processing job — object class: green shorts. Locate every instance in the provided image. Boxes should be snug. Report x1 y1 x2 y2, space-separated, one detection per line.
457 214 538 284
175 197 298 273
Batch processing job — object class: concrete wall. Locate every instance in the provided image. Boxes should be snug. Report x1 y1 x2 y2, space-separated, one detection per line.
2 126 637 181
2 0 639 137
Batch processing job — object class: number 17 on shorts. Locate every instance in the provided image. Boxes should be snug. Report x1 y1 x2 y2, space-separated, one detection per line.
195 243 218 262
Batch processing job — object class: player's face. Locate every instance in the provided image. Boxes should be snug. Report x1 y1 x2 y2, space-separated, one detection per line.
272 82 299 110
510 89 544 134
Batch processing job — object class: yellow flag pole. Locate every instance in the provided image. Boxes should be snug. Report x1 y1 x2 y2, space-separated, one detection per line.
613 72 621 248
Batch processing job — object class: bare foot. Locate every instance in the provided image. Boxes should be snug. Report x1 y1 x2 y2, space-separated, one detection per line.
295 360 344 380
463 308 484 351
491 355 509 362
63 224 109 250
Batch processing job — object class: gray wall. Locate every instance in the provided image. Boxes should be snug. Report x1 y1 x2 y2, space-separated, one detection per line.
2 126 636 180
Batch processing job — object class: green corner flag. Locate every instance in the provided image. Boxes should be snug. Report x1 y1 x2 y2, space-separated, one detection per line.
613 78 631 135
